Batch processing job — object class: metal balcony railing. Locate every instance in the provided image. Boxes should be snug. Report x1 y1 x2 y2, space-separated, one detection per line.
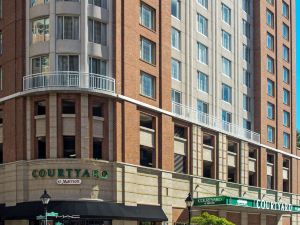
23 71 115 93
172 102 260 144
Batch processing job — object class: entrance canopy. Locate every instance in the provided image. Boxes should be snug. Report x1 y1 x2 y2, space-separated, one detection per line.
0 200 168 221
193 196 300 215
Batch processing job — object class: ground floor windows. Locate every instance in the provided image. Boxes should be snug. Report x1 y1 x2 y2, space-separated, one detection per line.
37 137 46 159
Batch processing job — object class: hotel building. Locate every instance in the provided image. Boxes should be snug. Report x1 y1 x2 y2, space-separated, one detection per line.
0 0 299 225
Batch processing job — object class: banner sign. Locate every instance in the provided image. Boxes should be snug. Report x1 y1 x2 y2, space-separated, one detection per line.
194 196 300 214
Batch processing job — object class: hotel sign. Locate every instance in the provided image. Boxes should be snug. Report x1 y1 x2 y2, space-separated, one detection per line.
194 196 300 214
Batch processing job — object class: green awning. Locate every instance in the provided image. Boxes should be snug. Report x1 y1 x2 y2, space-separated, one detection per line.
193 196 300 214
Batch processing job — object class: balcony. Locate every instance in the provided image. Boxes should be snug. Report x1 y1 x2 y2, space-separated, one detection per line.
172 102 260 144
23 71 115 94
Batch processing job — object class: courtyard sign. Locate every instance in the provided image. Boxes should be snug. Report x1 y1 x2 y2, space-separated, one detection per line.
194 196 300 214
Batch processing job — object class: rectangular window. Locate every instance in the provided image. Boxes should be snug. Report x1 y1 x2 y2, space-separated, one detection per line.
57 16 79 40
0 67 2 91
172 89 181 104
267 102 274 120
283 89 290 105
222 30 231 51
283 158 290 192
243 95 251 112
243 70 251 88
174 125 187 174
243 44 250 63
267 79 274 97
283 67 289 84
267 56 274 74
62 100 75 114
35 101 46 116
283 132 290 148
0 32 2 55
57 55 79 71
197 0 208 9
92 104 103 117
88 0 107 9
171 27 181 50
140 37 155 64
88 18 107 45
222 84 232 103
283 111 290 127
243 119 251 130
63 136 76 158
282 23 289 40
140 72 155 98
140 2 155 30
31 55 49 74
31 0 49 7
266 10 274 28
267 0 274 5
171 58 181 81
222 4 231 25
198 14 208 36
197 100 208 114
283 45 289 62
32 17 49 44
222 57 231 77
171 0 180 19
93 138 102 159
242 0 250 14
282 1 289 19
222 110 232 123
197 43 208 65
89 57 107 75
267 32 274 50
140 147 154 167
174 153 186 174
198 72 208 93
243 20 250 38
37 137 46 159
140 113 153 129
267 126 274 143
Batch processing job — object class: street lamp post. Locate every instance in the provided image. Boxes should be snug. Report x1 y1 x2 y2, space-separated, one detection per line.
185 193 193 225
40 189 51 225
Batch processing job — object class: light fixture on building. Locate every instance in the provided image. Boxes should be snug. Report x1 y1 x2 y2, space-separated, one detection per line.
185 193 193 225
40 189 51 225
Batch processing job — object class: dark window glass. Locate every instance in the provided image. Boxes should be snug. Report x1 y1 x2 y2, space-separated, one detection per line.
203 134 214 146
140 147 153 167
93 138 102 160
203 161 213 178
174 125 185 138
62 100 75 114
63 136 75 158
267 154 274 164
267 175 274 189
37 137 46 159
93 104 103 117
174 153 186 173
249 149 256 158
249 171 256 186
140 114 153 129
283 180 289 192
228 167 237 183
0 109 3 124
283 159 289 168
0 143 2 164
228 142 238 153
36 101 46 116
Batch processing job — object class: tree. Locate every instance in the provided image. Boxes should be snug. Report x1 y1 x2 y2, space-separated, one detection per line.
297 130 300 148
191 212 235 225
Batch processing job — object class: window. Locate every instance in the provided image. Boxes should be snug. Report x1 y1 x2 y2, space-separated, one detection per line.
63 136 76 158
222 57 231 77
243 70 251 88
267 126 274 143
89 57 107 75
171 27 181 50
58 55 79 71
266 10 274 28
0 67 2 91
242 0 250 14
88 18 107 45
222 4 231 25
282 1 289 19
283 158 290 192
31 56 49 74
243 20 250 38
197 43 208 65
243 119 251 130
32 18 49 43
174 125 187 173
171 58 181 81
243 95 251 112
282 23 289 40
198 72 208 93
222 30 231 51
31 0 49 7
228 166 237 183
140 2 155 30
197 100 208 114
267 32 274 50
0 143 2 164
222 84 232 103
198 0 208 9
267 56 274 73
0 32 2 55
62 100 75 114
171 0 180 19
140 72 155 98
283 67 289 84
140 37 155 64
57 16 79 40
283 132 290 148
222 110 232 123
37 137 46 159
35 101 46 116
283 45 289 62
267 102 274 120
92 104 102 117
88 0 107 9
172 89 181 104
267 0 274 5
140 147 154 167
140 114 153 129
174 153 186 173
283 111 290 127
243 44 250 63
198 14 208 36
283 89 290 105
267 153 275 189
93 138 102 159
267 79 274 97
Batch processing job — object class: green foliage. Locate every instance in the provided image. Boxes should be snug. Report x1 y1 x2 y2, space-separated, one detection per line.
191 212 235 225
297 130 300 148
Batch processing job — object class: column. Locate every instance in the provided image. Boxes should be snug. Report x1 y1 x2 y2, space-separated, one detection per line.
217 133 227 181
26 97 31 160
81 94 89 158
192 125 202 176
49 93 57 158
160 172 173 223
240 141 249 185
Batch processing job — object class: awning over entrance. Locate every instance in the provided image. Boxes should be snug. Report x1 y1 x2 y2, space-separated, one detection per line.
0 201 168 221
193 196 300 215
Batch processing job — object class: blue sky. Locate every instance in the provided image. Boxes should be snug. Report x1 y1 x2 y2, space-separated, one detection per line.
296 0 300 130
